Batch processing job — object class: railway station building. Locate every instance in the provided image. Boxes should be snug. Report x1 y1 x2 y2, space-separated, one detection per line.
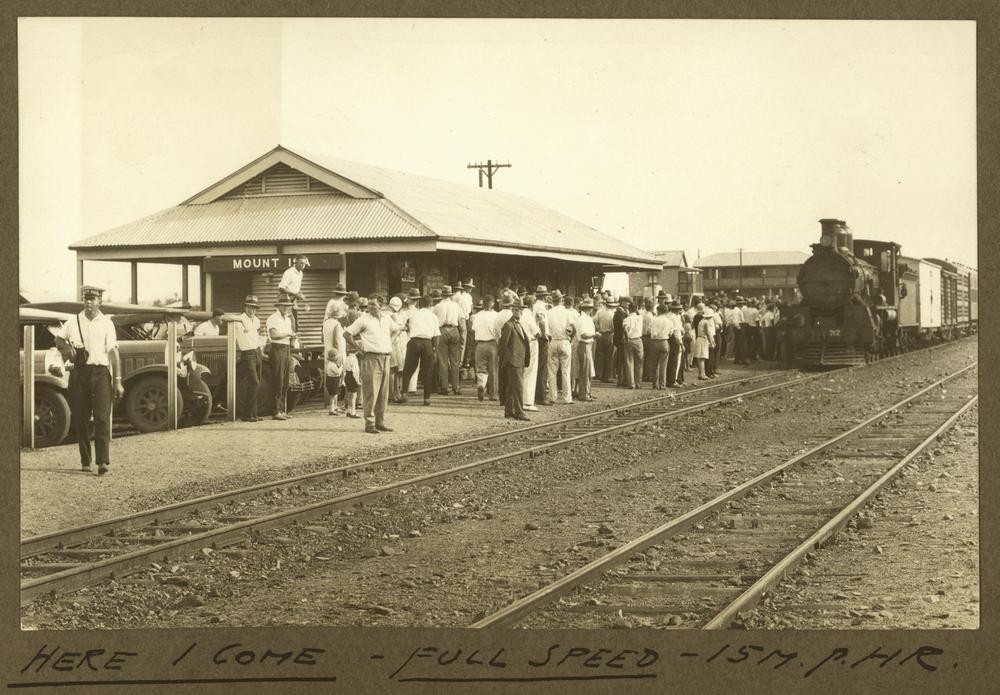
695 250 810 303
69 145 662 339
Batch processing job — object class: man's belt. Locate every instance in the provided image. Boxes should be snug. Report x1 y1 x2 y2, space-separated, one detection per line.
477 339 497 343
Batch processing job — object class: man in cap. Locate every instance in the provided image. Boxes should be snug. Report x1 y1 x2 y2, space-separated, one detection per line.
496 296 531 421
593 294 616 381
194 308 226 336
345 293 400 433
324 282 349 321
432 285 463 395
402 288 423 393
266 297 297 420
545 289 575 404
401 293 440 406
574 298 597 401
454 279 474 371
55 285 124 475
235 295 263 421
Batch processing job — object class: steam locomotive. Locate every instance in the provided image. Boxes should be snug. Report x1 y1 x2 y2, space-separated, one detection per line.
786 219 976 367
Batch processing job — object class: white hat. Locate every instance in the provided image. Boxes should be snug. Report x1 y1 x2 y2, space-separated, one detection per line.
388 296 403 311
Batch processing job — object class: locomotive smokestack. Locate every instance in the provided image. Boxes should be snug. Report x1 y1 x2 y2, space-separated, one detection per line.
819 218 852 254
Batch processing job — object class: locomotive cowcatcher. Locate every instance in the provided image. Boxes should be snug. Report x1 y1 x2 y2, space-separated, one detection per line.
786 219 901 366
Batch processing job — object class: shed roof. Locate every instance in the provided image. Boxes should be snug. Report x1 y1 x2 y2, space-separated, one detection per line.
694 250 810 268
71 146 661 270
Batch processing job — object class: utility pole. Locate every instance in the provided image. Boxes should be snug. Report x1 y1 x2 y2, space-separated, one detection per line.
738 247 744 295
467 159 511 189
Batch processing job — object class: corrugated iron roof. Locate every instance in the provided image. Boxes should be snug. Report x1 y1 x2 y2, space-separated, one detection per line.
72 146 662 267
71 196 427 249
694 250 810 268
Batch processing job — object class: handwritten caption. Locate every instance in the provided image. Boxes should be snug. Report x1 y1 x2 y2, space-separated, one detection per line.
11 640 953 687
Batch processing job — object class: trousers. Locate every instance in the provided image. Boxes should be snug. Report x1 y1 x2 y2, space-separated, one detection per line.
72 364 113 467
546 338 572 403
269 343 290 414
402 337 435 401
237 349 261 419
360 353 390 427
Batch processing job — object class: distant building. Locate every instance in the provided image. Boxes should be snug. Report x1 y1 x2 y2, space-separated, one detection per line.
625 250 704 303
695 250 810 303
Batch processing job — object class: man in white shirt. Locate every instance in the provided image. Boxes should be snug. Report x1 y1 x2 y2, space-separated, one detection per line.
235 295 263 422
278 255 308 332
648 303 672 389
55 285 123 475
622 303 645 389
266 297 297 421
545 290 575 404
574 298 597 401
665 300 686 387
401 294 440 406
471 297 500 400
519 292 542 410
194 309 225 336
432 285 463 395
454 279 475 371
345 294 399 434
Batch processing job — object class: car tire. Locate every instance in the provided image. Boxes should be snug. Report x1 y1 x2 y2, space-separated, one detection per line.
33 386 71 448
181 381 213 427
125 374 182 433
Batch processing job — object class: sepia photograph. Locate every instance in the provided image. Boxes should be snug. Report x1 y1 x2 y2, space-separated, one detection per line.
10 11 985 692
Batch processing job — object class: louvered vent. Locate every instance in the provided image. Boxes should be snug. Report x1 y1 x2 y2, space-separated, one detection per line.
221 163 342 199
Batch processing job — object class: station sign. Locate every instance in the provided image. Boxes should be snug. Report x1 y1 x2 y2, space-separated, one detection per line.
204 253 344 273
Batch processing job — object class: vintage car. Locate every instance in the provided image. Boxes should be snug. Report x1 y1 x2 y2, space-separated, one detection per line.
20 302 214 447
176 311 325 416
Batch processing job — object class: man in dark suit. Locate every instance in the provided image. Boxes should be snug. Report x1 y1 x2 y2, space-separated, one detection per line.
497 296 530 421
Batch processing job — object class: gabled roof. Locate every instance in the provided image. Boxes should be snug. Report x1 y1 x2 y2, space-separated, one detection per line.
694 251 810 268
650 250 687 267
71 146 662 269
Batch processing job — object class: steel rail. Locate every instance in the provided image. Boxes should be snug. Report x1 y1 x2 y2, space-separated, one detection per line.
703 393 979 629
21 370 794 559
22 371 828 601
468 362 977 629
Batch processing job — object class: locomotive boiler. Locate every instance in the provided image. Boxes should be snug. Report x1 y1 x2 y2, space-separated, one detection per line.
786 219 900 366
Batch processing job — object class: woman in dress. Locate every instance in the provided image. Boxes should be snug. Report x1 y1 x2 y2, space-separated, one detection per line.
693 307 716 380
322 304 347 415
386 296 409 402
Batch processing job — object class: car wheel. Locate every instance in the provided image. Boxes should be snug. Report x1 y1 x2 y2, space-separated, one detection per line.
33 386 71 447
181 381 213 426
125 374 182 432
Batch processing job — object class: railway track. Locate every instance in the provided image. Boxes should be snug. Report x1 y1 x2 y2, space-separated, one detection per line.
470 362 977 629
22 368 824 602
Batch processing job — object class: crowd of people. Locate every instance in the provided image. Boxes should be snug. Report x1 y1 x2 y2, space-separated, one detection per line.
228 254 793 435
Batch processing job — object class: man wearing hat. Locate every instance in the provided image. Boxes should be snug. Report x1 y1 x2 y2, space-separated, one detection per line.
733 297 748 364
573 298 597 401
235 295 263 421
647 303 672 389
593 295 616 382
401 288 423 393
612 298 629 386
531 285 551 405
324 282 349 321
496 296 530 421
266 297 297 420
401 294 440 406
545 289 575 404
278 254 309 330
457 279 476 373
345 293 400 433
340 291 361 330
665 299 686 387
194 308 226 336
55 285 123 475
431 285 463 395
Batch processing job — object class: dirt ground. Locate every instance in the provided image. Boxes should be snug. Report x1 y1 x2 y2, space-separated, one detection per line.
21 341 978 631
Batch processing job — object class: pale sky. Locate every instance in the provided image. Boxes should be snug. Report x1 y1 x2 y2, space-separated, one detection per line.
19 18 976 303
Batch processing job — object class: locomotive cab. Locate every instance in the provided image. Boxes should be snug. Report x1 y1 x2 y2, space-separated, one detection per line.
788 219 901 366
